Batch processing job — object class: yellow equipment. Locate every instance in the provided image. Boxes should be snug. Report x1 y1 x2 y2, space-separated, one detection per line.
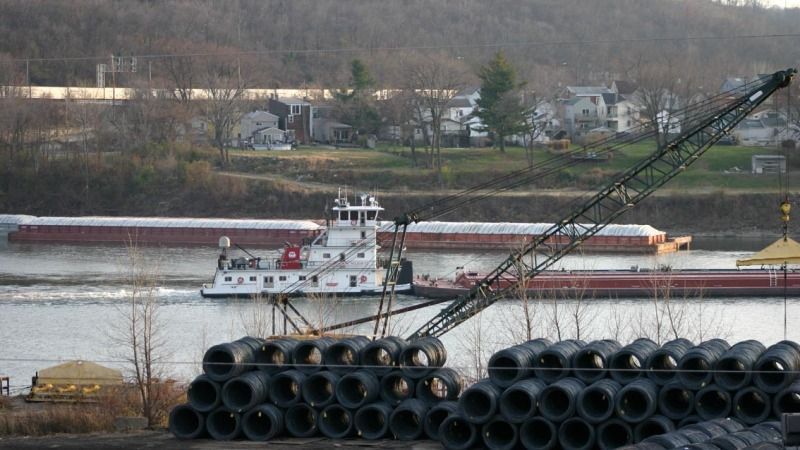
26 360 123 402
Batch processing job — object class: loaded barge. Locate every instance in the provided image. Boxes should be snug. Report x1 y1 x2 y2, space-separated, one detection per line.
414 267 800 299
2 214 689 254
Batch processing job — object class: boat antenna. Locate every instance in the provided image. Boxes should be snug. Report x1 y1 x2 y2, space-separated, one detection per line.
235 243 257 260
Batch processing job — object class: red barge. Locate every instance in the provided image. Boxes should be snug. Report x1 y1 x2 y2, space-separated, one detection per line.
3 216 323 247
380 221 691 254
413 268 800 299
2 215 691 254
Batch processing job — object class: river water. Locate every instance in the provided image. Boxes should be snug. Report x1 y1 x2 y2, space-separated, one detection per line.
1 234 798 390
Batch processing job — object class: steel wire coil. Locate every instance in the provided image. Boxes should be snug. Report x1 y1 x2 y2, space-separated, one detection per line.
301 371 339 408
642 430 692 448
633 414 675 442
753 340 800 394
416 367 462 404
269 369 306 408
292 337 337 374
284 403 319 437
487 338 551 388
616 378 659 423
324 336 371 375
241 403 283 441
534 339 586 383
354 402 393 440
399 336 447 379
558 416 595 450
713 340 766 391
596 418 633 449
459 379 504 425
499 378 546 423
336 370 381 409
439 414 479 450
695 384 733 421
520 416 558 450
202 339 257 382
577 378 621 424
256 338 297 374
206 407 242 441
221 370 270 413
318 403 355 439
732 386 771 425
749 421 783 443
572 339 621 384
186 374 221 413
424 400 459 440
646 338 694 386
360 336 407 376
168 403 206 440
678 339 731 390
610 338 659 384
482 416 520 450
389 398 429 440
379 370 416 406
658 381 695 420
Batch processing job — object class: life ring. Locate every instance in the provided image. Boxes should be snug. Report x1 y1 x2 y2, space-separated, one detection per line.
360 275 367 284
351 220 358 226
237 277 244 284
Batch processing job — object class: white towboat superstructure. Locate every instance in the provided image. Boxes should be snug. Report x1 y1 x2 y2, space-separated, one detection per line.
200 191 413 298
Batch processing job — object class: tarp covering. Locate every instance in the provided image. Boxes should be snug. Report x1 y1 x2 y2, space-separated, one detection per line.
0 214 35 225
20 216 322 230
736 237 800 266
37 360 123 386
383 221 664 237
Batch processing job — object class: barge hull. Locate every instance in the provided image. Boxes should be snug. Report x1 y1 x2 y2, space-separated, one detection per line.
414 270 800 299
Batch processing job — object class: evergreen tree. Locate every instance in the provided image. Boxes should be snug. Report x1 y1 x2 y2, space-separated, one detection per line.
335 59 381 141
475 52 529 152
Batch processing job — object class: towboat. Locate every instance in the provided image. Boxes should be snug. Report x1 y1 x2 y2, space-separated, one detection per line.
413 266 800 299
201 191 413 298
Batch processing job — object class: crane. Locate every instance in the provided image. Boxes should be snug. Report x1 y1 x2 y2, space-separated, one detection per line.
404 68 796 339
316 68 796 340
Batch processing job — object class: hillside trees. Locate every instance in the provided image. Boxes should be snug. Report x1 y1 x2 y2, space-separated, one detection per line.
475 52 529 152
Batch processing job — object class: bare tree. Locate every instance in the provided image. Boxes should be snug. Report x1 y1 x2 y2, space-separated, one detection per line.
406 56 464 176
238 294 273 338
160 40 201 104
607 298 630 342
521 91 549 168
378 90 420 167
631 59 686 148
113 240 171 427
200 60 247 164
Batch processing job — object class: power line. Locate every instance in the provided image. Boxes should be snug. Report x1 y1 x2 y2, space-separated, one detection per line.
10 32 800 64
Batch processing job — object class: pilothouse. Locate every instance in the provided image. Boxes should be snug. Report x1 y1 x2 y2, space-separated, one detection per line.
200 190 413 298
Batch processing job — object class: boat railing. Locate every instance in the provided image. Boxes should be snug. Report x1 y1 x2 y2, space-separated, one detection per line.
225 258 377 271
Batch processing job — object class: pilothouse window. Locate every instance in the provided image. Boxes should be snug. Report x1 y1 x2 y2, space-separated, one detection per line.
367 211 376 220
339 211 347 220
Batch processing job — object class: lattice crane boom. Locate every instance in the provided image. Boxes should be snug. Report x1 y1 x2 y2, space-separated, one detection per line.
407 68 796 340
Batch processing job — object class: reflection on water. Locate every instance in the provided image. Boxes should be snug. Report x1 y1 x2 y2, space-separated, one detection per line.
1 238 798 389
